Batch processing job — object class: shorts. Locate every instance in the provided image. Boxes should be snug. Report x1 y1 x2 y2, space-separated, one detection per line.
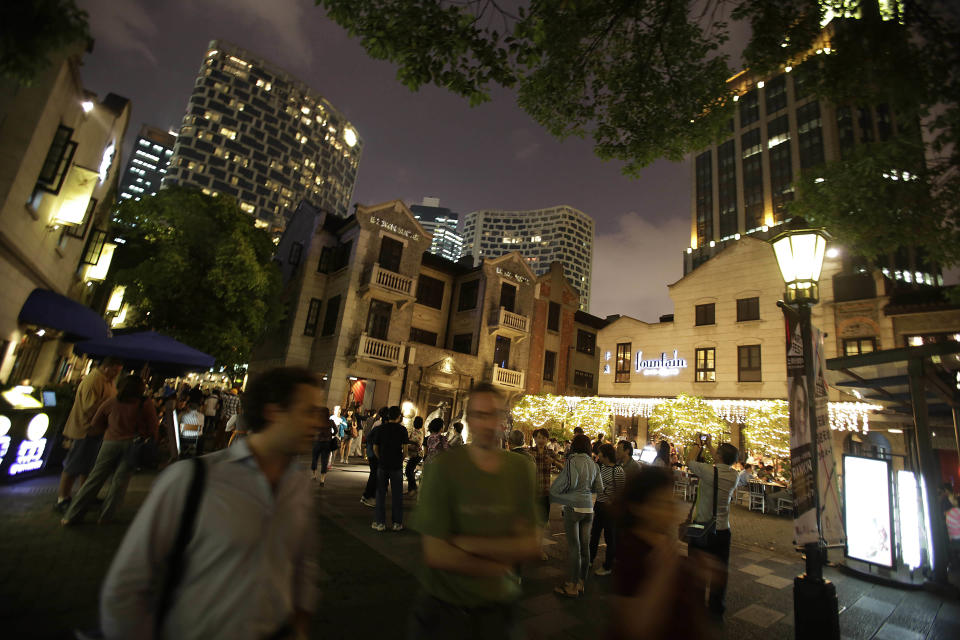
62 435 104 475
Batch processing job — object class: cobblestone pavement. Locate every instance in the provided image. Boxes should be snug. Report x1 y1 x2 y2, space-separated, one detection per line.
1 458 958 639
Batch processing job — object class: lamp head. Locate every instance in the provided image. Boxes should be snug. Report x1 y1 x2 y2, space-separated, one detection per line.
770 228 831 305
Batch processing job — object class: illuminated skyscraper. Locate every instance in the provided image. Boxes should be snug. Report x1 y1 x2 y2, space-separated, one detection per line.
164 40 362 233
410 197 463 262
118 125 175 203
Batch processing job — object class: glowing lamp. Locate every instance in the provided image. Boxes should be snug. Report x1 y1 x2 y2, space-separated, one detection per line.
343 127 358 147
770 228 830 304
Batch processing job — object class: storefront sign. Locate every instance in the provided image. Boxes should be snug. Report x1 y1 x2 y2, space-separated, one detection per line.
495 266 529 284
634 350 687 376
9 438 47 475
370 215 420 240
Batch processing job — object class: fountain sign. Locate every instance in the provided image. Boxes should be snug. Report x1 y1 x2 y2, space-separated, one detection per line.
635 350 688 376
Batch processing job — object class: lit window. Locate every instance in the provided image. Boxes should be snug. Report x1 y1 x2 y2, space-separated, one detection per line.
219 127 237 140
240 202 255 214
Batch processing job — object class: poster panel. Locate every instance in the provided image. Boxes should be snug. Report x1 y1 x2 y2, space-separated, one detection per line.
843 455 893 567
785 312 819 544
813 328 846 547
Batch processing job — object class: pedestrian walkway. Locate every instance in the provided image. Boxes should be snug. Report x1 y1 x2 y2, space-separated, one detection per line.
1 459 958 639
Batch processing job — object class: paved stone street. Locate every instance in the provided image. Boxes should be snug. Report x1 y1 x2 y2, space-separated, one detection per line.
1 459 958 639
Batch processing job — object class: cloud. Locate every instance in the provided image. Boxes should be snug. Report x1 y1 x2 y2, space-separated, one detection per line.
80 0 159 65
590 213 688 321
199 0 314 63
510 128 541 161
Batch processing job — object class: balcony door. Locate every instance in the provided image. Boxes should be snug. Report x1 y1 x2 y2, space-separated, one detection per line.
366 299 392 340
378 236 403 273
499 282 516 313
494 335 511 369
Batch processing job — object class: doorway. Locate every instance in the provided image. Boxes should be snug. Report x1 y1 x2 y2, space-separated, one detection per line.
499 282 516 313
378 236 403 273
494 335 511 369
366 299 392 340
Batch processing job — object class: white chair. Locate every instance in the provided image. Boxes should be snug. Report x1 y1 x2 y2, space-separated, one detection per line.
748 482 766 513
674 479 690 501
735 486 750 507
776 495 794 516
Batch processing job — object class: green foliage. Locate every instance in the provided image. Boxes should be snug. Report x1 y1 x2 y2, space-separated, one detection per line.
741 402 791 459
110 187 283 367
648 394 726 447
511 393 570 439
566 396 612 438
0 0 90 85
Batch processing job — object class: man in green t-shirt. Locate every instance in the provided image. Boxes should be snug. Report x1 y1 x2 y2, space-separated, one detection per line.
407 383 541 639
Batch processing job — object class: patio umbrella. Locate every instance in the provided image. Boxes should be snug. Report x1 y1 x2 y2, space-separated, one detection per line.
73 331 215 370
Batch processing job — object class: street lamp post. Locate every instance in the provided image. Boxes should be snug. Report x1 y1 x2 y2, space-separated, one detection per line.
770 228 840 640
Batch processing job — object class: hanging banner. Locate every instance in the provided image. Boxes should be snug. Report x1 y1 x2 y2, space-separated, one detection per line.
785 312 818 545
813 328 846 547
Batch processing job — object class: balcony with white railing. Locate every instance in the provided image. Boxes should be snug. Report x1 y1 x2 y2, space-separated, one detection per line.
488 307 529 339
364 263 415 303
357 333 402 366
491 365 525 390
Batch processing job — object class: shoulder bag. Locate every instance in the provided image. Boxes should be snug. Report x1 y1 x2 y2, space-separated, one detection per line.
679 466 718 548
125 398 159 470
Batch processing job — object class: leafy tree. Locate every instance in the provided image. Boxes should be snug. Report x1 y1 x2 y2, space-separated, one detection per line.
741 402 791 459
511 393 570 439
318 0 960 263
109 187 283 367
566 396 612 439
1 0 90 85
647 394 727 459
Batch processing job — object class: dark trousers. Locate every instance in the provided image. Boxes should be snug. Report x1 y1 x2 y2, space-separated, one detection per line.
589 501 616 570
689 528 732 614
405 455 421 492
363 455 379 499
311 440 331 473
407 592 523 640
376 467 403 525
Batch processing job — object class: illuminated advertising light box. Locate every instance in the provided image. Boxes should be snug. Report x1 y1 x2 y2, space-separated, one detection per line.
638 447 658 464
896 470 923 570
843 455 894 567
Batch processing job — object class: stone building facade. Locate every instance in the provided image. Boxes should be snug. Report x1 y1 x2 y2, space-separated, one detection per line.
0 42 130 384
253 199 597 422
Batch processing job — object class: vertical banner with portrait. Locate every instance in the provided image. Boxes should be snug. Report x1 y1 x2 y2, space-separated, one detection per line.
813 329 846 547
785 312 819 545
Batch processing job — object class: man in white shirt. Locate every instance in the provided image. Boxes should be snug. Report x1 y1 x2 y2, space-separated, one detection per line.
685 434 740 620
100 367 322 639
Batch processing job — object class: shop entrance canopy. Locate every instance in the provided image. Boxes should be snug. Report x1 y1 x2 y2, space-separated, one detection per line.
18 288 109 341
73 331 215 370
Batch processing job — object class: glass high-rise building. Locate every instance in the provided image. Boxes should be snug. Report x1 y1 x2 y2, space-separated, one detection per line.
163 40 362 233
410 197 463 262
462 205 594 311
118 125 176 203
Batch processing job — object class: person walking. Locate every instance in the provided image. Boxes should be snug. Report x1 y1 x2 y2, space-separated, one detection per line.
371 406 408 531
311 406 334 485
423 418 449 464
589 443 625 577
61 375 159 525
99 367 320 639
57 357 124 512
360 407 388 507
685 434 740 620
339 409 357 463
350 409 365 458
531 428 562 560
408 383 541 637
201 391 219 445
549 434 602 598
406 417 424 495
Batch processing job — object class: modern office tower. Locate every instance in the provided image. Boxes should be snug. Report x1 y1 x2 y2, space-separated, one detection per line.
462 205 594 311
163 40 362 233
118 125 175 203
410 197 463 262
686 15 938 285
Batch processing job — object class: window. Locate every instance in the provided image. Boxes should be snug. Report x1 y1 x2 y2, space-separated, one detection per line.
615 342 631 383
378 236 403 272
457 280 479 311
499 282 516 313
303 298 321 336
764 75 787 114
576 329 596 355
320 295 341 336
317 240 352 273
696 348 716 382
416 275 444 309
452 332 472 354
548 301 561 331
573 370 594 389
695 303 715 326
64 198 96 239
695 151 713 248
717 140 737 238
410 327 438 347
494 335 512 368
736 297 760 321
543 350 556 382
742 128 764 229
288 242 303 266
81 230 107 265
738 345 762 382
768 116 793 218
844 337 876 356
797 101 825 169
36 125 78 194
365 299 392 341
739 89 759 127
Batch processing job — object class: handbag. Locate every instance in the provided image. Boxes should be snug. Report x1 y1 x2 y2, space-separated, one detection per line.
679 466 718 548
125 435 158 469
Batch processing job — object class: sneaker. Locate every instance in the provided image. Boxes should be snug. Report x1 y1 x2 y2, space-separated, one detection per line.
54 498 71 513
371 522 386 532
360 497 376 508
391 523 404 532
594 566 612 576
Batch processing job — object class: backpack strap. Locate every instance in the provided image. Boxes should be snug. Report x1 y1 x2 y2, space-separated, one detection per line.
155 457 207 636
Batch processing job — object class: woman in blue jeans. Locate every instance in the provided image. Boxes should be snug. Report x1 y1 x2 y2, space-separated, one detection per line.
550 434 603 598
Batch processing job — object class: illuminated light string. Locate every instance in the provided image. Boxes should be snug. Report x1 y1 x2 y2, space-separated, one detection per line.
512 395 880 433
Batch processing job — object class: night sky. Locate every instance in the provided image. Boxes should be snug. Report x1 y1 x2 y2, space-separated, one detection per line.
78 0 692 321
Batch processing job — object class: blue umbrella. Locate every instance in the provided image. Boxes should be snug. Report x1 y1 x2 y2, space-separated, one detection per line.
73 331 215 369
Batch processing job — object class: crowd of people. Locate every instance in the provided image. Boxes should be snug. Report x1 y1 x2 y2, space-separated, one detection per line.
53 361 765 639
